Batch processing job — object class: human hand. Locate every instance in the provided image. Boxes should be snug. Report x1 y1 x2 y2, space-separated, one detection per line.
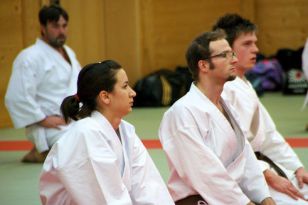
260 197 276 205
264 169 304 200
246 202 255 205
295 167 308 189
38 115 66 129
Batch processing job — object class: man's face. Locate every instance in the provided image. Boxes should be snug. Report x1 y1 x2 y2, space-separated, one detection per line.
41 15 68 48
208 39 238 83
232 32 259 75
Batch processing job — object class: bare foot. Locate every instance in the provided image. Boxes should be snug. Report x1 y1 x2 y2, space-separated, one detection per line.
21 147 49 163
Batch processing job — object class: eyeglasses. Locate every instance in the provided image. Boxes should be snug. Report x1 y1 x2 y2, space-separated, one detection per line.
209 50 237 59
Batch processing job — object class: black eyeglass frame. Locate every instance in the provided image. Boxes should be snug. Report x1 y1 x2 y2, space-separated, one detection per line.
206 50 237 60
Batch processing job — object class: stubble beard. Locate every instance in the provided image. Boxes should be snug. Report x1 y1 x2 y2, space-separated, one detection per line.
48 36 66 48
226 74 236 82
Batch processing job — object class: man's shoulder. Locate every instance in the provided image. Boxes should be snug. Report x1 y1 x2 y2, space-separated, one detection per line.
15 42 45 62
20 43 40 54
120 119 135 130
225 78 259 100
224 78 243 88
63 44 75 53
170 93 191 109
168 91 207 116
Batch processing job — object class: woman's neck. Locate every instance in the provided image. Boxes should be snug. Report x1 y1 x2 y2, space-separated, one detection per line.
98 108 122 130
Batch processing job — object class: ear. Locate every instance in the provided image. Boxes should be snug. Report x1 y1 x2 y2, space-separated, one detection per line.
40 25 46 37
98 90 111 105
198 60 209 73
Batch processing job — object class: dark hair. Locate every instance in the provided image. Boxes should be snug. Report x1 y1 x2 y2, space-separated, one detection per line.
212 13 257 47
39 4 69 26
61 60 122 123
185 30 226 80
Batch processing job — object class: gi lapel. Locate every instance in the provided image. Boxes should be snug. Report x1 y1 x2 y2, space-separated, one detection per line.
91 112 127 179
36 38 72 71
190 85 240 165
220 99 245 152
220 99 248 182
118 124 132 191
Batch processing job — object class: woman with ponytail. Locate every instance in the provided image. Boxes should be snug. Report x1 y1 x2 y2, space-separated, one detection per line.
39 60 174 205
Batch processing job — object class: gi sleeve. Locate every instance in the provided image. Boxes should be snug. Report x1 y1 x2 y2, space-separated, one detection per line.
239 140 271 203
5 54 45 128
129 134 174 205
259 103 303 172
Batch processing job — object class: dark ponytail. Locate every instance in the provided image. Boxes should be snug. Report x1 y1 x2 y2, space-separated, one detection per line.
61 60 122 122
61 95 80 123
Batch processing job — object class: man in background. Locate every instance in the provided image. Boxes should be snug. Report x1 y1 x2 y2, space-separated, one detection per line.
213 13 308 204
5 4 81 163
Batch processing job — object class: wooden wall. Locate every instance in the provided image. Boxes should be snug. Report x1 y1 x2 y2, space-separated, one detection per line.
256 0 308 56
139 0 254 74
1 0 42 128
1 0 308 128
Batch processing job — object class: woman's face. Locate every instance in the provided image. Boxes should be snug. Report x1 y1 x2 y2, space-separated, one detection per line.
108 68 136 117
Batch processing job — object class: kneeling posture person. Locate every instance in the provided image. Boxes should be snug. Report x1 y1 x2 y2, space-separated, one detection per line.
213 14 308 204
159 30 275 205
40 60 174 205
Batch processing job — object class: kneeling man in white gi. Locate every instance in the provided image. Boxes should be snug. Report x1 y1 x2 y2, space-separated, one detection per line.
213 13 308 205
159 30 275 205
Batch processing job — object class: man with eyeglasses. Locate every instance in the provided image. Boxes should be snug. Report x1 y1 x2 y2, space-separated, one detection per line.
213 14 308 204
159 30 275 205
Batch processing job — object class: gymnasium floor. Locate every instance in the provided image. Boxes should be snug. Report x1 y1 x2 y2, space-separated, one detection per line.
0 92 307 205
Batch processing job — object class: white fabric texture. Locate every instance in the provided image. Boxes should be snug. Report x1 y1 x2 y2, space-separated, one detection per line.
40 111 174 205
302 38 308 109
159 83 270 205
223 77 308 204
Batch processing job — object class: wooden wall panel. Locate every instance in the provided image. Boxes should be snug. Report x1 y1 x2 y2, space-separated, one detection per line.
103 0 140 85
139 0 243 74
240 0 255 21
256 0 308 56
61 0 106 66
0 0 45 128
1 0 308 128
21 0 41 47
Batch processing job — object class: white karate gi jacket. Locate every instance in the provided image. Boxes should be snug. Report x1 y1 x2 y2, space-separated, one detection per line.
223 77 308 204
5 38 81 152
40 111 174 205
159 83 270 205
222 77 303 174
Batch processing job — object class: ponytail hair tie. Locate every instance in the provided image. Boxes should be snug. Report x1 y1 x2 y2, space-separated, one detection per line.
74 94 80 102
